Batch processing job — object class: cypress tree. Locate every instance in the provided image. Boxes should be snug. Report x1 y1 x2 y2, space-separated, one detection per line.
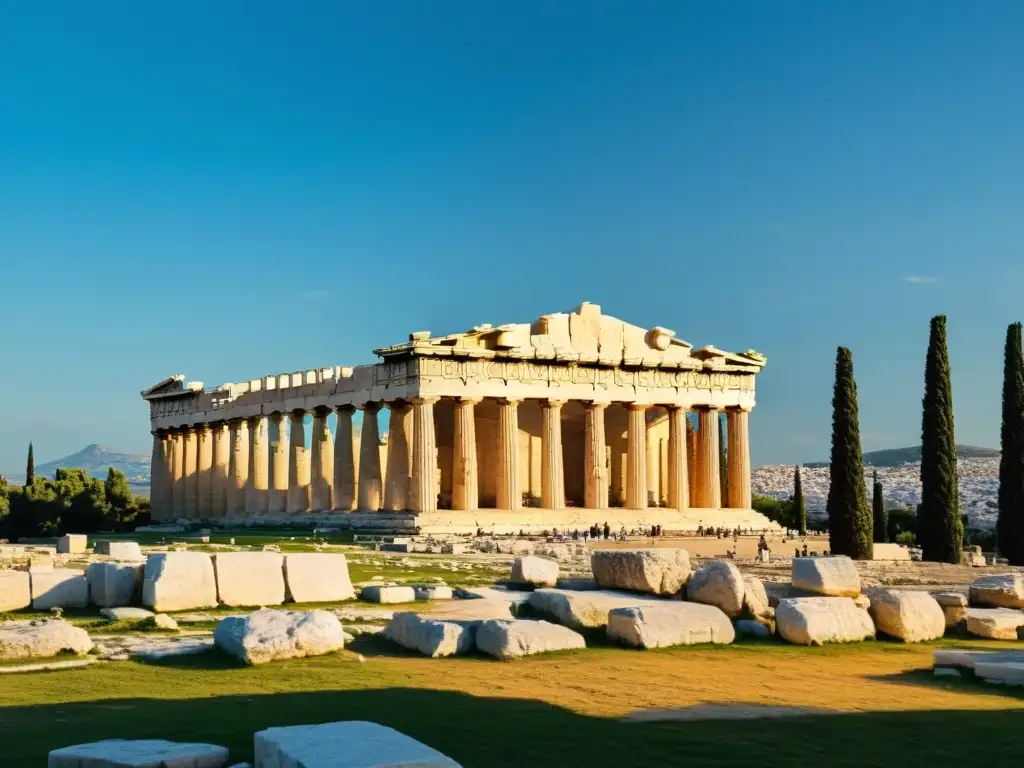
919 315 963 562
794 465 807 535
719 414 728 507
997 322 1024 564
26 442 35 487
872 471 888 543
826 347 873 558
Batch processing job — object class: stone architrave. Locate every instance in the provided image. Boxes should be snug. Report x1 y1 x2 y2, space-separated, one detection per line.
496 398 521 510
541 400 565 509
48 740 229 768
590 549 691 596
228 419 249 518
695 408 721 508
792 556 861 597
247 415 270 516
253 722 461 768
196 423 214 519
584 402 608 509
214 552 286 607
333 405 357 511
726 408 752 509
288 410 311 514
310 407 334 511
451 397 479 511
666 406 688 511
626 404 648 509
411 397 439 514
383 402 412 511
607 603 735 648
358 403 383 511
211 422 230 518
170 430 185 518
183 427 199 516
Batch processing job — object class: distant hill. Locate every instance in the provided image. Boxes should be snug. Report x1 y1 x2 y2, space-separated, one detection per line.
804 444 999 468
9 444 151 486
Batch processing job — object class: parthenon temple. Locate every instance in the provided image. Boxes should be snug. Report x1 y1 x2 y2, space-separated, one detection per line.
142 302 775 533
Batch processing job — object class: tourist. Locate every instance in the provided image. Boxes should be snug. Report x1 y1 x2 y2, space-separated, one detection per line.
603 522 610 540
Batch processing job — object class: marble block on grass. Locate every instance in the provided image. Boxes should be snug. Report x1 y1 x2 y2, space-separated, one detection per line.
384 612 474 657
360 585 416 604
607 603 735 648
214 552 285 607
686 560 745 617
0 570 31 612
590 549 691 595
31 568 89 610
0 619 93 661
866 589 945 642
510 555 559 587
965 607 1024 640
475 619 586 660
56 534 87 555
48 739 229 768
776 597 875 646
214 608 345 666
791 556 861 597
527 588 661 630
95 541 145 561
88 562 144 608
969 574 1024 610
143 552 218 612
283 553 355 603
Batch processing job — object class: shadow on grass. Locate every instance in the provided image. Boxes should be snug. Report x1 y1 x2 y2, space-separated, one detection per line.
869 667 1024 701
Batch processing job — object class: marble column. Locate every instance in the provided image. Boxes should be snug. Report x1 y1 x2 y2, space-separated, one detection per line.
183 427 198 517
269 413 289 516
170 430 185 518
695 407 722 508
452 397 479 511
541 399 565 510
410 397 439 513
228 419 249 518
666 406 689 511
496 398 521 510
686 417 699 503
197 424 214 520
583 402 608 509
310 407 334 511
645 419 658 506
149 432 167 520
383 402 412 511
727 408 752 509
333 405 357 511
246 415 270 516
288 411 310 514
626 404 648 509
358 403 382 511
212 423 230 519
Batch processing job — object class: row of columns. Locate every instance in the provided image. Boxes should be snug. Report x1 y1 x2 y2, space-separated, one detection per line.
150 399 751 520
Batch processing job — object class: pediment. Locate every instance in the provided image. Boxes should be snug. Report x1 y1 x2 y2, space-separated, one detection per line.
141 375 203 399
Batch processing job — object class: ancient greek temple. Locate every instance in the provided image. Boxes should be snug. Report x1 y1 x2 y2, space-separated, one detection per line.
142 302 774 533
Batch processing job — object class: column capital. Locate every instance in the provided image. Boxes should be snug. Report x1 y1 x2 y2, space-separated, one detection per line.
665 403 693 412
290 408 308 417
496 397 521 407
625 402 650 412
727 405 753 413
582 400 609 411
456 396 482 406
360 401 383 412
693 404 720 412
385 399 412 412
312 405 332 416
541 398 566 409
334 404 356 415
410 396 440 406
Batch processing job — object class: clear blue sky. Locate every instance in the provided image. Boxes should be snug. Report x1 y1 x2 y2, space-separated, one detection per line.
2 2 1022 474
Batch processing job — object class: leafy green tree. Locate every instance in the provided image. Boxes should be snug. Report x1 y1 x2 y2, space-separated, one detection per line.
752 494 794 529
826 347 873 559
104 467 133 510
794 465 807 535
872 471 888 543
65 479 107 533
886 506 917 543
919 315 963 562
25 443 35 487
997 322 1024 564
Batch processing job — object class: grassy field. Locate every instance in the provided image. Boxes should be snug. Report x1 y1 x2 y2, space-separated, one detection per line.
0 638 1021 767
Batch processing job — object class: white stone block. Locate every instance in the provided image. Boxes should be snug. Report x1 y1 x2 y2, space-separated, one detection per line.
95 541 145 561
101 607 154 622
143 552 218 612
866 589 945 642
527 588 662 630
0 619 93 662
214 552 285 607
742 575 771 619
214 609 345 666
57 534 87 555
686 560 745 617
414 585 454 601
253 721 461 768
590 549 691 595
975 661 1024 686
791 556 861 597
283 553 355 603
88 562 144 608
607 603 735 649
933 648 1024 669
933 592 968 627
776 597 875 646
0 570 31 612
965 607 1024 640
360 585 416 604
475 618 586 659
31 568 89 609
384 612 474 657
969 573 1024 609
510 555 559 587
48 739 229 768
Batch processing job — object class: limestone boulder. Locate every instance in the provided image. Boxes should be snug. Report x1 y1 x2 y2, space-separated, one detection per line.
87 562 144 608
969 573 1024 609
283 553 355 603
360 585 416 604
742 575 772 619
0 570 31 612
965 607 1024 640
933 592 968 628
527 588 662 630
0 619 93 661
31 568 89 610
94 541 145 561
143 552 218 612
48 739 229 768
866 589 945 642
607 603 735 649
214 608 345 665
686 560 745 617
475 619 586 660
590 549 691 596
791 556 861 597
253 721 461 768
214 552 286 607
510 555 559 587
384 612 475 657
101 607 154 622
776 597 875 646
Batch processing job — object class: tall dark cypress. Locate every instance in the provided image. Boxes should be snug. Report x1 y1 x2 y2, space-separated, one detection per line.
26 442 35 487
919 315 963 562
719 414 728 508
794 465 807 535
872 471 888 543
997 322 1024 564
826 347 873 558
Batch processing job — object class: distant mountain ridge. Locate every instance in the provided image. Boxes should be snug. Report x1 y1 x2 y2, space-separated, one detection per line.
804 444 999 469
8 444 150 485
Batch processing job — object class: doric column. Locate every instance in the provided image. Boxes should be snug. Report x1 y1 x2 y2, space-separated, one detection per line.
268 413 289 516
358 403 382 511
288 411 310 514
228 419 249 518
149 432 167 520
626 404 649 509
183 427 198 517
383 401 412 511
333 405 357 511
695 407 722 508
727 408 752 509
410 397 439 513
667 406 689 511
451 397 479 511
541 400 565 509
310 407 334 511
686 418 699 503
247 415 270 516
196 424 214 519
212 423 230 519
584 402 608 509
170 431 185 518
496 398 521 510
